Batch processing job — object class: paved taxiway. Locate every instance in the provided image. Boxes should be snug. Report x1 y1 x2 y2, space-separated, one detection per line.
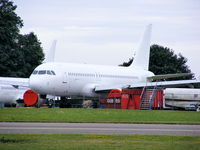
0 122 200 136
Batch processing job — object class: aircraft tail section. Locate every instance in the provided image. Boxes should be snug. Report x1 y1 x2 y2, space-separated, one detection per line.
130 24 152 70
45 40 57 63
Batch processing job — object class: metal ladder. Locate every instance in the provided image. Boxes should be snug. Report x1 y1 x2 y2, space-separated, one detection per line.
140 86 158 110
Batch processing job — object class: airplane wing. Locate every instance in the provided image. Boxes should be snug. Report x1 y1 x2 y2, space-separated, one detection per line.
95 84 131 92
95 79 200 92
147 73 192 81
0 77 29 88
129 79 200 88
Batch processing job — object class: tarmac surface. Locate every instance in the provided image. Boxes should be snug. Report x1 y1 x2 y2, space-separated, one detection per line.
0 122 200 136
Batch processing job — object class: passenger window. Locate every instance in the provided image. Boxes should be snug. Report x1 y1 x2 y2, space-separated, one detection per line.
38 70 46 75
32 70 38 75
51 71 56 75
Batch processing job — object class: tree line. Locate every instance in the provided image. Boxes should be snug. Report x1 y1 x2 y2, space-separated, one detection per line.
0 0 44 77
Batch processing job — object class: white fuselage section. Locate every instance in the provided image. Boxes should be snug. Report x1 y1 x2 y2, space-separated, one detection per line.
29 62 154 97
0 84 27 104
164 88 200 108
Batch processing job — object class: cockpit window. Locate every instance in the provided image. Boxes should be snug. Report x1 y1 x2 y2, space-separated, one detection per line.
38 70 46 75
51 71 56 75
47 70 52 75
32 70 38 75
32 70 56 75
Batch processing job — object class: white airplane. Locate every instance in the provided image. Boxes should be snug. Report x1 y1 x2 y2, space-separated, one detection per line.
0 25 199 102
27 24 200 98
0 41 57 106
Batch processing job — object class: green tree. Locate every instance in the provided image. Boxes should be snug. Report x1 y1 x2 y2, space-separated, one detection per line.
0 0 44 77
0 0 23 42
119 44 193 80
15 32 44 77
149 44 193 79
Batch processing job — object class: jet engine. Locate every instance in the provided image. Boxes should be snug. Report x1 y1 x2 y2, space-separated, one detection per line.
23 89 39 106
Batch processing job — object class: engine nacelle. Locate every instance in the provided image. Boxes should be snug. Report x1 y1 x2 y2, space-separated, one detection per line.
23 89 38 106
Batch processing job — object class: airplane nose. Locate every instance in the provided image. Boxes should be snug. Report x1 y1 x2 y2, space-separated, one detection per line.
29 74 53 95
29 75 42 93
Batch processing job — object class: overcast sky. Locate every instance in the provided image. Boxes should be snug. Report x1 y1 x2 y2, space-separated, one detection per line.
14 0 200 77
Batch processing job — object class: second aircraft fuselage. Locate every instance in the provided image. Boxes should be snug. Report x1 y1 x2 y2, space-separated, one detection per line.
29 62 154 97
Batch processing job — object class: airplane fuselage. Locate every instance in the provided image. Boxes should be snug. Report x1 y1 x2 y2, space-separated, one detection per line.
0 84 27 104
29 62 154 97
29 24 154 97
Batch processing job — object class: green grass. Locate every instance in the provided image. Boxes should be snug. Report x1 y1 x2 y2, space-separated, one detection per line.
0 134 199 150
0 108 200 124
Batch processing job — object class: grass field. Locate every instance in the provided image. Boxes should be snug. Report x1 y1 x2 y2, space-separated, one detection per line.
0 108 200 124
0 134 199 150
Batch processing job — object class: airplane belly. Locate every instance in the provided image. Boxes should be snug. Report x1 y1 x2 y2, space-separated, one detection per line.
67 79 83 96
67 76 96 97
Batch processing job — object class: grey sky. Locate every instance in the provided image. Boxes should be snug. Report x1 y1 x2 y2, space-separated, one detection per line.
14 0 200 77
